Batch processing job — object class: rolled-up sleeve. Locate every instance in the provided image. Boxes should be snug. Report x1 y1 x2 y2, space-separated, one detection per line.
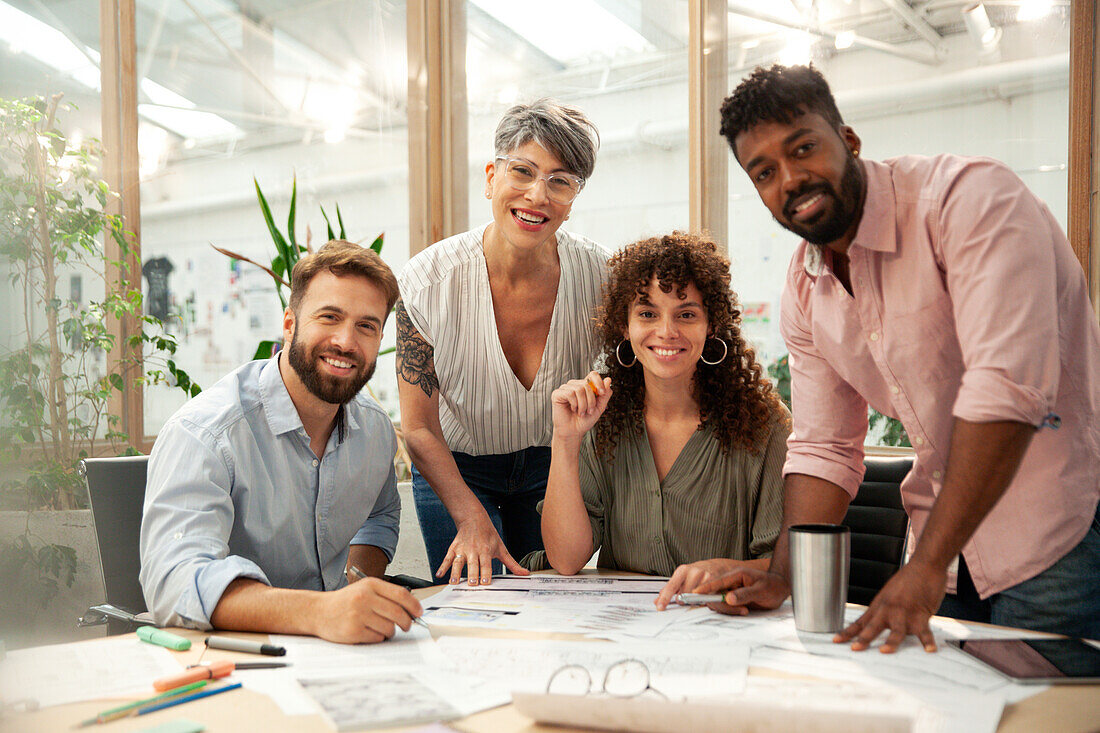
139 421 268 629
350 468 400 561
937 160 1059 427
780 270 868 498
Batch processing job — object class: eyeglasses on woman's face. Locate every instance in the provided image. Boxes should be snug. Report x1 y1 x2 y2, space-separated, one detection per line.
495 155 585 205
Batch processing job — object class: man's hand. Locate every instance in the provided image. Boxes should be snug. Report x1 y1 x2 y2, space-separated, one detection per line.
654 558 769 610
437 512 529 585
835 560 945 653
691 566 791 616
313 577 423 644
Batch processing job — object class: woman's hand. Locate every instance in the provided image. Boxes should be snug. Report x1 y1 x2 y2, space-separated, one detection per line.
654 558 750 610
551 372 612 442
436 512 530 585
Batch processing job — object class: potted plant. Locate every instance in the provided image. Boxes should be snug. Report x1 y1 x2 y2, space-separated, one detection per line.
0 94 195 644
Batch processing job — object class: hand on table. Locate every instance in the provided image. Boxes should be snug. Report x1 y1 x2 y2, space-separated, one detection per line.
654 559 753 610
691 566 791 616
835 560 945 653
551 372 612 441
437 513 529 586
315 577 423 644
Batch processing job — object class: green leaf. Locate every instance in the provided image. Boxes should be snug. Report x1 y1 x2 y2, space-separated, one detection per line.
287 175 297 247
370 232 384 254
108 373 124 391
255 177 291 266
320 205 336 242
336 204 346 240
253 340 278 360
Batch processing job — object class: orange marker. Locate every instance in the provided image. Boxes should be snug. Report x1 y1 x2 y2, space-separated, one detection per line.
153 660 234 691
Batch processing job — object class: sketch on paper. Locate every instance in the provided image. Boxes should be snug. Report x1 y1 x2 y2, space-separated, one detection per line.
298 674 460 731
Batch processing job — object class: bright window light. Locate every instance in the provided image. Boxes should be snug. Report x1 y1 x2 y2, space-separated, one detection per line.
779 32 813 66
1016 0 1053 22
0 1 239 142
469 0 651 63
0 2 99 89
834 30 856 50
138 77 241 140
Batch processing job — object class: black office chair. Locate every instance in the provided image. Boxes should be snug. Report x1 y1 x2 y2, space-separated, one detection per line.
842 455 913 605
80 455 151 634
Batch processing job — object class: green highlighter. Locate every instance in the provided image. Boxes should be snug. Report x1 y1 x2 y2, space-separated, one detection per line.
136 626 192 651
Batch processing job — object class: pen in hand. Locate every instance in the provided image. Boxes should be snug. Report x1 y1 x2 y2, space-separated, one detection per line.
673 593 726 605
347 564 430 629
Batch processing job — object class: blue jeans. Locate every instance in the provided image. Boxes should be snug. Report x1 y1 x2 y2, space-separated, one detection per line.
411 447 551 577
936 504 1100 639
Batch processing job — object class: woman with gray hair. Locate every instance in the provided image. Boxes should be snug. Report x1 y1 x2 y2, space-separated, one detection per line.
396 99 606 586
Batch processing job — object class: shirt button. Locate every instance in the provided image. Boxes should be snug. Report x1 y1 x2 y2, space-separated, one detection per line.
932 470 942 479
869 332 880 342
914 436 925 446
173 531 183 540
890 385 900 395
312 459 319 467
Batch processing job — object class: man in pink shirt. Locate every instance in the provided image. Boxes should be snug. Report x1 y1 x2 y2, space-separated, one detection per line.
694 64 1100 651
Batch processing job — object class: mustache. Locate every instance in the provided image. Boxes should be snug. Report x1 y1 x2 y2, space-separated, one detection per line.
783 183 833 219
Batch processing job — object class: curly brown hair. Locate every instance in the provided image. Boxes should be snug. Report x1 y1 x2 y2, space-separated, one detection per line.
592 232 784 457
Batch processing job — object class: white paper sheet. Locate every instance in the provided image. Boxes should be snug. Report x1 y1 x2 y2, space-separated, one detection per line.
0 636 181 709
243 630 436 715
432 637 749 699
423 584 691 636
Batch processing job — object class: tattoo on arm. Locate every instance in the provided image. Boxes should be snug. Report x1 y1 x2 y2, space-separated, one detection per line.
395 299 440 398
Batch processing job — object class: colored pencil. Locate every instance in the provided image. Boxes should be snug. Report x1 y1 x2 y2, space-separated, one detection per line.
136 682 242 716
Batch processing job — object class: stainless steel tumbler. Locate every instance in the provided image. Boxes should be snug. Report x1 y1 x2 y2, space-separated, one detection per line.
789 523 850 633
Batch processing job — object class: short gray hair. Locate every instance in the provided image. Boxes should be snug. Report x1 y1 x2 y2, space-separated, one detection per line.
493 98 600 181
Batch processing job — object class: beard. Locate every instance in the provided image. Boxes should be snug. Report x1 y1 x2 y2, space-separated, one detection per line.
287 330 375 405
776 152 864 246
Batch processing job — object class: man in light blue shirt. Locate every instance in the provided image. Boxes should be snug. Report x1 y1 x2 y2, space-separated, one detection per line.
141 240 423 644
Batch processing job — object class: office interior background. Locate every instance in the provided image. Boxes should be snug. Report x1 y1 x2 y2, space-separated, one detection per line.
0 1 1096 645
1 0 1092 441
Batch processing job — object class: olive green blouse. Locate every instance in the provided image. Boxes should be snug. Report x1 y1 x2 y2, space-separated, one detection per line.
524 410 789 575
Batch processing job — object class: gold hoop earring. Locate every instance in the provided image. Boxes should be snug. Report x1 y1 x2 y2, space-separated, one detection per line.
699 337 728 366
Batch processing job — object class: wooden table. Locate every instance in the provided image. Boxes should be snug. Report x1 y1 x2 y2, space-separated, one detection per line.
3 586 1098 733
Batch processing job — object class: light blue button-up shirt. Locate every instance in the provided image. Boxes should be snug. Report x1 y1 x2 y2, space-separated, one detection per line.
139 356 400 629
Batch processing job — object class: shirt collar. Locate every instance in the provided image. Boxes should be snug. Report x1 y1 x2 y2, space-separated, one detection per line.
260 353 306 436
803 158 898 277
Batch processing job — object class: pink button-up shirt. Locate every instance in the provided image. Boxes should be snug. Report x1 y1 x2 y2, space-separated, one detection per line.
781 154 1100 598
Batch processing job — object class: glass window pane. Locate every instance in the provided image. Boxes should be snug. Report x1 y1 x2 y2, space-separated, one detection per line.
466 0 690 250
138 0 409 434
0 1 108 467
724 3 1070 447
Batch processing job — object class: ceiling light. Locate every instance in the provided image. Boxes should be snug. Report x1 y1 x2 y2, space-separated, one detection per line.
834 30 856 50
1016 0 1053 22
963 3 1001 51
323 127 347 145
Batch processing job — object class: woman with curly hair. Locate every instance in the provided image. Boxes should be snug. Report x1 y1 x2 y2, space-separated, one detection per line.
526 232 789 601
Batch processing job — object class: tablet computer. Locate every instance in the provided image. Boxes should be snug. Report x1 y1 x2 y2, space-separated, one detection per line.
952 638 1100 684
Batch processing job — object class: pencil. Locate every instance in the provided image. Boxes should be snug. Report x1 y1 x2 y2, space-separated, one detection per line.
136 682 242 716
78 681 208 726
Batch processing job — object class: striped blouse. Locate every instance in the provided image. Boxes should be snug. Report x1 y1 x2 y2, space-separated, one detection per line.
398 224 608 455
524 413 789 575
